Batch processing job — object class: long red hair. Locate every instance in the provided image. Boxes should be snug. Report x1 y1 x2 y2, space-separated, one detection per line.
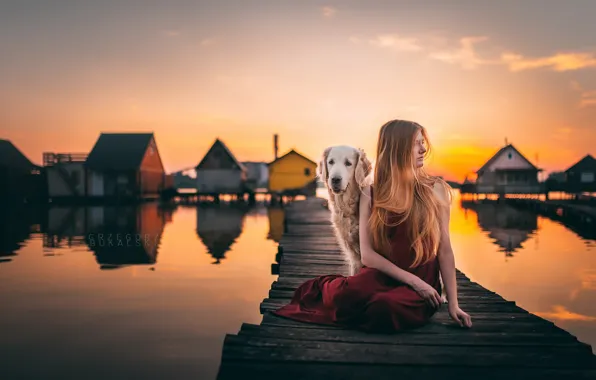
369 119 451 268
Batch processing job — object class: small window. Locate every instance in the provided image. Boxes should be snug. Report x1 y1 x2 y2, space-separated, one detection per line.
581 172 594 183
508 152 512 159
304 168 311 176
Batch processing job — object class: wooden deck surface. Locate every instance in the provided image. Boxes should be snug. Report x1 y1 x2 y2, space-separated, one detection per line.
217 197 596 380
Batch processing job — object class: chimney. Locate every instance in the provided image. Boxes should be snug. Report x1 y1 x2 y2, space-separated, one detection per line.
274 134 279 160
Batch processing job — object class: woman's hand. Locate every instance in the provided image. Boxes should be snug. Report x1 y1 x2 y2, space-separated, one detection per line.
448 303 472 328
411 279 442 310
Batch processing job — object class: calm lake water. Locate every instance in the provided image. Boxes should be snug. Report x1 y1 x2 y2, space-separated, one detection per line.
1 189 595 379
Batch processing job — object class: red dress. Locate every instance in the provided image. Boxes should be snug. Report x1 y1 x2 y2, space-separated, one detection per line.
271 191 441 333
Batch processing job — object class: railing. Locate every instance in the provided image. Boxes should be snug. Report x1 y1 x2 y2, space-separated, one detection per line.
475 184 545 194
43 152 88 166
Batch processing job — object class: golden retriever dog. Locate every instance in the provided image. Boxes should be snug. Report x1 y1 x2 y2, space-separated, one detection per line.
317 146 373 275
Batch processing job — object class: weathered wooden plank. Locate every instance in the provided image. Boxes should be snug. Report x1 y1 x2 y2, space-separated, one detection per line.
217 361 596 380
238 323 586 347
260 313 571 335
221 335 596 368
260 300 547 322
262 299 524 313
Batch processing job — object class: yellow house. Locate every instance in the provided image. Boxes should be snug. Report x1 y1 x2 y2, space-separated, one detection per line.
268 149 317 196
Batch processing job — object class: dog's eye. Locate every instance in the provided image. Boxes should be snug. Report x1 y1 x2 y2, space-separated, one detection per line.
345 161 352 166
328 160 334 165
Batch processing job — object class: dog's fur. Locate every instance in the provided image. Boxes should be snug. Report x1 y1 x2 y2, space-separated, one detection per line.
317 145 372 275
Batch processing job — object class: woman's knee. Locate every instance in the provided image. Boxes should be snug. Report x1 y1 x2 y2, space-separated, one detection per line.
364 292 428 331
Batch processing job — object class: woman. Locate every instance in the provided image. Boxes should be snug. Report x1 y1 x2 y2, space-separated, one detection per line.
272 119 472 333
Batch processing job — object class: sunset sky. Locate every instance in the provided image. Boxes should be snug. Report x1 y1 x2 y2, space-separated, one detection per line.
1 0 595 181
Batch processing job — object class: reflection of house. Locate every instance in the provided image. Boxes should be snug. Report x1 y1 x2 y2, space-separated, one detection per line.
42 203 168 268
474 144 543 194
44 207 88 248
463 202 538 256
196 204 246 264
195 139 247 194
267 207 285 243
85 133 166 199
268 149 317 196
85 203 167 269
44 152 87 199
242 161 269 190
564 154 596 193
0 139 46 204
0 206 39 263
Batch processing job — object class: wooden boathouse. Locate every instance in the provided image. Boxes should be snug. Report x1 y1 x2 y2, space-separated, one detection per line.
462 143 544 195
85 132 167 201
195 138 247 196
217 197 596 379
0 139 45 204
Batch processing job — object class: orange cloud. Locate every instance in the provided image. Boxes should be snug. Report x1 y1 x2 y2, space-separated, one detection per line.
321 6 337 18
428 36 497 70
502 52 596 72
368 34 422 52
535 305 596 322
366 31 596 73
162 30 181 37
580 92 596 108
569 81 596 108
200 38 216 47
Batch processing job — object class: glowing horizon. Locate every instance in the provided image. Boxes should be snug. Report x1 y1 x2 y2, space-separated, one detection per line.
1 1 595 182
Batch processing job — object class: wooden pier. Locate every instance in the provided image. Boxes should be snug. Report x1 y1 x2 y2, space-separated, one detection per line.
506 198 596 224
217 197 596 380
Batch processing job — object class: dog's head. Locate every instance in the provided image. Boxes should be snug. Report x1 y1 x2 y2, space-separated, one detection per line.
317 145 372 194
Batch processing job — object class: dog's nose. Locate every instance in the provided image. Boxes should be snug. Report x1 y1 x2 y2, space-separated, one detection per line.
331 177 341 186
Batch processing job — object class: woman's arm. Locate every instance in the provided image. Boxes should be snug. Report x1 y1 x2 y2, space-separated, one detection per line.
435 197 458 307
434 183 472 327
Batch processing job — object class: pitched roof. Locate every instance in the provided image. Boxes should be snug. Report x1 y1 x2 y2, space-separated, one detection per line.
0 139 38 171
268 149 316 166
476 144 539 174
85 133 154 171
565 154 596 173
196 138 246 171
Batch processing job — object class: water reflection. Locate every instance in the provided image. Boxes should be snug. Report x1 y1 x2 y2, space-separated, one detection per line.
461 201 538 258
44 203 170 269
0 201 279 380
267 206 285 243
196 204 248 264
451 190 596 353
0 206 41 263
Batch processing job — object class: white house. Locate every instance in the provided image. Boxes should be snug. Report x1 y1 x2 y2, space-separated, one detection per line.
43 152 87 199
195 138 247 194
241 161 269 190
475 144 543 194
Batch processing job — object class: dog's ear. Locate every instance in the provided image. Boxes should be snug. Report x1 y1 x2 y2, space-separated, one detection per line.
317 147 331 181
355 148 372 187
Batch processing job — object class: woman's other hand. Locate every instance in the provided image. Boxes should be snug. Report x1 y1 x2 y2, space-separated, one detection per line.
411 279 442 309
448 304 472 328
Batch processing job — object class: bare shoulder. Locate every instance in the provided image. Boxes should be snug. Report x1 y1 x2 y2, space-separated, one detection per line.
432 178 452 206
